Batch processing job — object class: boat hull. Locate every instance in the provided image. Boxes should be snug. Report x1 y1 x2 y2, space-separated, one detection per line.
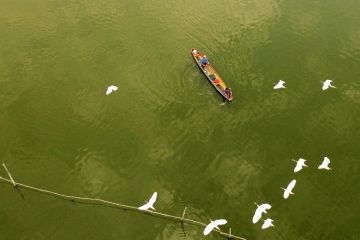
191 48 233 101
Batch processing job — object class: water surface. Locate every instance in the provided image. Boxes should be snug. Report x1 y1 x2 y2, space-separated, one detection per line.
1 0 359 239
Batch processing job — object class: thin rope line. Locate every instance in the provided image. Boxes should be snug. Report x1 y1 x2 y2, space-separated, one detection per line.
0 176 246 240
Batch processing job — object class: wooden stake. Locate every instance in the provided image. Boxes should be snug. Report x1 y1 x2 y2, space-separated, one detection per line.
181 207 188 237
182 207 187 219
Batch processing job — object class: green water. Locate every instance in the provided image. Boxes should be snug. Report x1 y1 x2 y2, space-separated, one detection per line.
1 0 359 239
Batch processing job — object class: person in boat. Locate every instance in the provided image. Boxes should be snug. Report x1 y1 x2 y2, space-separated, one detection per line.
213 78 221 86
200 55 209 68
224 87 232 99
192 49 198 55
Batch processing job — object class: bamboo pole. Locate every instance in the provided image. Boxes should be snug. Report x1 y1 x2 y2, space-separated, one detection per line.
2 163 16 186
0 176 247 240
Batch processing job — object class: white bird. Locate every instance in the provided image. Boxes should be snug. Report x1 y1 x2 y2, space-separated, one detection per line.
293 158 308 173
138 192 157 210
106 85 118 95
322 80 336 90
252 203 272 224
203 219 227 235
274 80 286 89
318 157 331 170
282 179 296 199
262 218 274 229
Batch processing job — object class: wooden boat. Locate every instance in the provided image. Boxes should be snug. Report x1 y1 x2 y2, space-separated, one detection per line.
191 48 233 101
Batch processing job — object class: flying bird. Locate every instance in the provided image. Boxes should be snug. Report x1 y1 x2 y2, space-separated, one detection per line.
252 203 272 224
203 219 227 235
293 158 308 173
274 80 286 89
262 218 274 229
322 80 336 90
106 85 118 95
318 157 331 170
138 192 157 210
282 179 296 199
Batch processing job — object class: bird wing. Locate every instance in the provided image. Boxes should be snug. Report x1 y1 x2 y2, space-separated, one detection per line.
213 219 227 226
138 202 151 210
283 190 290 199
203 222 215 235
319 157 330 169
322 82 329 90
260 203 271 211
274 80 283 88
287 180 296 191
111 85 118 91
252 211 262 223
294 159 306 172
261 221 270 229
148 192 157 205
262 219 273 229
294 164 302 172
265 204 272 210
106 88 112 95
